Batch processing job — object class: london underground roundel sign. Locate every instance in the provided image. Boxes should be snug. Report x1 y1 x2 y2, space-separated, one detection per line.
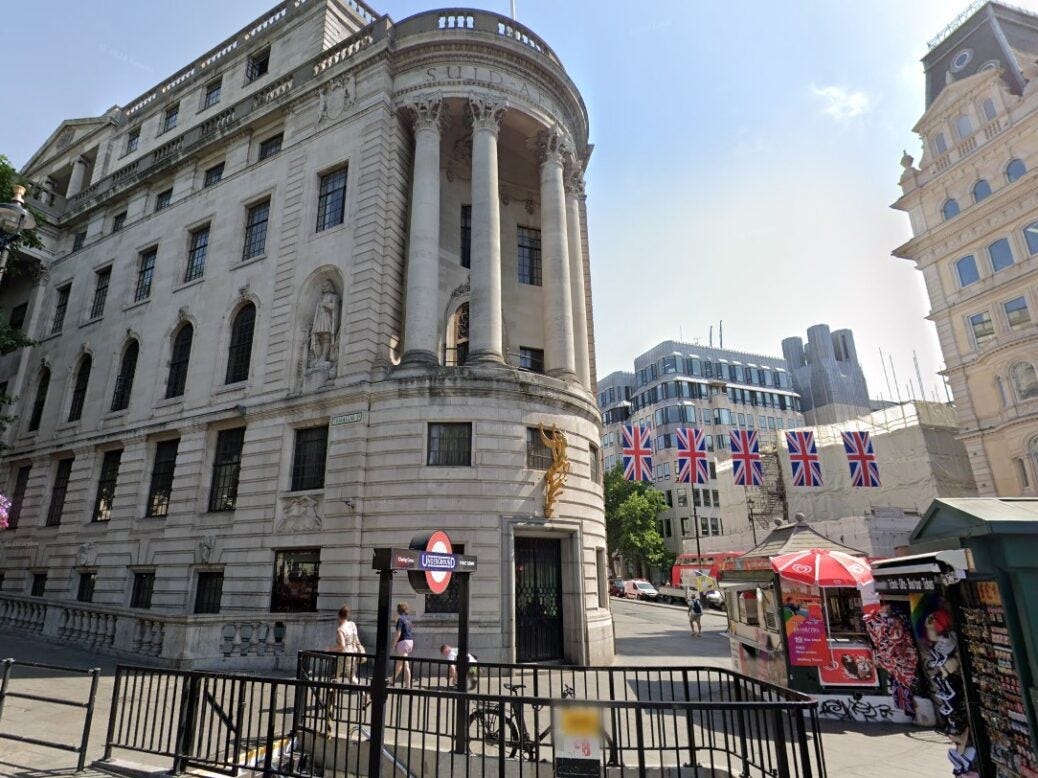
408 530 455 595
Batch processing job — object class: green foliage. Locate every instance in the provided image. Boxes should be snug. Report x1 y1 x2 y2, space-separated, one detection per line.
604 465 669 573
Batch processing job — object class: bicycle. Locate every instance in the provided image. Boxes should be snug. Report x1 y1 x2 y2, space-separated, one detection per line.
468 682 575 761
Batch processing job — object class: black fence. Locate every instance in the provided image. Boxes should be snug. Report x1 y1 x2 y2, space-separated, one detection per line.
102 653 825 777
0 658 101 771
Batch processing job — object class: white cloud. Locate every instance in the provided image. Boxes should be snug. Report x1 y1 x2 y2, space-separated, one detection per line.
811 84 873 120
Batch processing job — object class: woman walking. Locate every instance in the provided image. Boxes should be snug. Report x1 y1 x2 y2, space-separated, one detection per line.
331 604 364 683
392 602 414 687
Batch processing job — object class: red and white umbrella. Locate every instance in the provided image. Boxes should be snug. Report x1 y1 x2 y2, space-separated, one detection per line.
771 548 879 614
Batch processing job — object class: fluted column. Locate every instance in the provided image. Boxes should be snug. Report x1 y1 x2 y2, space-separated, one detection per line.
401 96 443 367
565 168 591 388
467 96 506 364
538 129 576 380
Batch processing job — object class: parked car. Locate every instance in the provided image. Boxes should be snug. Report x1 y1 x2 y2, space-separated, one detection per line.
609 578 626 598
625 579 659 600
703 588 725 610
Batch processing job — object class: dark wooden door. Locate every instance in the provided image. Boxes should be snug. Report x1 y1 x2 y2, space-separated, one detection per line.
514 537 564 662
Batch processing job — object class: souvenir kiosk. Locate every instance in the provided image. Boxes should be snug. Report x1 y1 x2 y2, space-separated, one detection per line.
719 515 932 723
871 498 1038 778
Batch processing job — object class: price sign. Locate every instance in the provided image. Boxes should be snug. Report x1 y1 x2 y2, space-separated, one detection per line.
554 707 602 776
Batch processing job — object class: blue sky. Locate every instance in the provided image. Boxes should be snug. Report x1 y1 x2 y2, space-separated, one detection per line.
1 0 1013 403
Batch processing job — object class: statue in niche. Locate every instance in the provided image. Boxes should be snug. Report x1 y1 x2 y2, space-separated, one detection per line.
307 280 341 369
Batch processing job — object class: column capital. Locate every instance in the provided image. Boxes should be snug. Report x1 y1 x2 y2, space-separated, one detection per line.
467 94 506 134
537 127 570 168
564 166 585 198
404 94 444 134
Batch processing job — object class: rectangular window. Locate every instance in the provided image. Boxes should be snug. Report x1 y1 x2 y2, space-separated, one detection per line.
89 267 111 319
184 225 210 282
112 211 127 233
92 450 122 522
52 284 71 334
258 133 283 161
665 490 673 507
460 205 471 268
155 188 173 212
1004 296 1031 328
988 238 1015 272
1016 458 1031 489
245 48 270 82
72 230 87 252
194 571 224 614
427 422 472 466
316 167 348 231
291 426 328 491
526 427 553 469
969 311 995 346
519 346 545 373
126 128 140 154
712 489 720 506
131 572 155 609
31 573 47 597
7 465 31 529
590 443 600 483
517 226 542 285
676 489 688 507
77 571 96 603
203 79 222 109
135 247 157 302
242 199 270 260
271 549 321 612
146 439 180 518
162 104 179 133
209 428 245 512
203 162 225 187
426 543 466 613
45 458 74 527
956 255 979 287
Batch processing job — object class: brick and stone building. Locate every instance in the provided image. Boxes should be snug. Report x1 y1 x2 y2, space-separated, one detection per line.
894 2 1038 496
0 0 610 668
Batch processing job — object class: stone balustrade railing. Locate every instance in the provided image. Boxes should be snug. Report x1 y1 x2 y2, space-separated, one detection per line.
921 114 1012 183
0 593 330 671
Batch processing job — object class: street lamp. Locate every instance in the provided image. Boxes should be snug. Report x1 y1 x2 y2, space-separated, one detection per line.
0 185 37 286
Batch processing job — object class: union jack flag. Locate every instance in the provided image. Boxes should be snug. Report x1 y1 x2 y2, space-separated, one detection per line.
676 427 709 484
622 424 653 482
842 430 880 487
785 430 823 487
729 430 763 487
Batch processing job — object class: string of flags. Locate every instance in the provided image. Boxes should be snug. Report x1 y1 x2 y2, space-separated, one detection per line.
621 424 881 488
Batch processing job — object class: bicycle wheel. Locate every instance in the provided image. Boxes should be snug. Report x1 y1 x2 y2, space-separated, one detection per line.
468 709 521 759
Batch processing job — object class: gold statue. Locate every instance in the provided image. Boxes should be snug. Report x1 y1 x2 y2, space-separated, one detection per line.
539 423 570 518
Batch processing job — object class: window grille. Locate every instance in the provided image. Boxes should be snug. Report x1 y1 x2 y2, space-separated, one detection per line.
135 249 156 301
526 427 552 469
52 285 70 334
46 458 74 527
184 226 209 282
194 571 224 614
162 104 179 133
68 356 91 422
155 189 172 212
203 163 224 187
131 572 155 609
165 324 193 398
111 342 139 412
203 79 222 109
517 226 542 285
225 304 256 383
246 49 270 82
258 134 283 161
126 128 140 154
92 449 123 522
209 427 245 512
28 369 50 431
90 267 111 319
112 212 126 232
242 200 270 259
316 167 348 231
427 423 472 466
146 439 180 518
291 426 328 491
519 346 544 373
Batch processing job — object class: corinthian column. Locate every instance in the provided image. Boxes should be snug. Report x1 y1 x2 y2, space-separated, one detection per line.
538 129 576 380
401 96 443 367
565 168 591 388
467 96 506 365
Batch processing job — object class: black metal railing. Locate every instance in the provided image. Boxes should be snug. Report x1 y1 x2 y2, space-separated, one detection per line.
0 658 101 771
103 656 825 777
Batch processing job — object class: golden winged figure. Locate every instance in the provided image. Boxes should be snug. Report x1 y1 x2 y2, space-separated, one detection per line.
539 423 571 518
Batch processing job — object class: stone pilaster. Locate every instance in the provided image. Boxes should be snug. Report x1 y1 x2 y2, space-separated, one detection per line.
565 167 591 389
538 128 576 380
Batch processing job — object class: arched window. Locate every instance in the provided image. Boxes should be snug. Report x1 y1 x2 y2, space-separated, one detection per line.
972 179 992 202
1006 158 1027 183
447 302 469 367
942 198 960 220
225 303 256 384
1023 222 1038 256
68 355 92 422
28 367 50 431
955 115 972 139
1011 362 1038 400
166 324 193 399
111 340 139 412
988 238 1014 272
955 255 979 287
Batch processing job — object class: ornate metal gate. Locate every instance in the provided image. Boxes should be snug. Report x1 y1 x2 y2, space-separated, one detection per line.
514 537 564 662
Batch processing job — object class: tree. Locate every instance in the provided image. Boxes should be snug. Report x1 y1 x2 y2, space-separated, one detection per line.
604 465 668 578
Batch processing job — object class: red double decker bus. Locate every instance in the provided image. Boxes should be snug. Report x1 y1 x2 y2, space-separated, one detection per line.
671 551 742 586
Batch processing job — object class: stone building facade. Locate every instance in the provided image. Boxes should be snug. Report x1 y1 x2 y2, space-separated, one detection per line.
598 340 804 556
781 324 872 425
894 2 1038 497
0 0 611 668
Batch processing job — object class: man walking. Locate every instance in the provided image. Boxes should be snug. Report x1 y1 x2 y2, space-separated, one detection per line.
688 592 703 636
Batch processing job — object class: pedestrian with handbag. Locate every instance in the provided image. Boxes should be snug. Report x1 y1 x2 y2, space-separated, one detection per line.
391 602 414 688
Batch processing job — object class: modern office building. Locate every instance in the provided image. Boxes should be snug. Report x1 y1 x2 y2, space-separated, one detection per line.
0 0 611 668
598 340 804 556
781 324 872 425
893 2 1038 496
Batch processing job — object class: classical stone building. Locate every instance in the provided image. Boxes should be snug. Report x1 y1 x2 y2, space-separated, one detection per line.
894 2 1038 496
0 0 611 668
598 340 803 556
781 324 872 425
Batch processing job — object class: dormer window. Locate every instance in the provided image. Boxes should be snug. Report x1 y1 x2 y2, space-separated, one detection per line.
934 133 948 155
246 48 270 83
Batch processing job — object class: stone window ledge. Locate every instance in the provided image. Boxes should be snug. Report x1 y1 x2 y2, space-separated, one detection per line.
235 253 267 269
123 298 151 313
173 277 205 295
